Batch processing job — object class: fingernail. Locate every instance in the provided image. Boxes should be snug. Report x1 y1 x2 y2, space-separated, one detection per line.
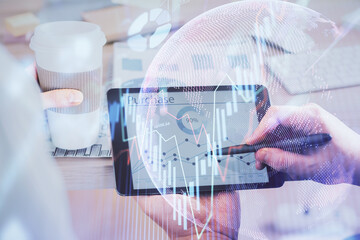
68 91 83 104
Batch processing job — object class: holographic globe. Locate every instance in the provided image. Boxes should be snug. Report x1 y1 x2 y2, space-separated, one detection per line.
128 0 351 236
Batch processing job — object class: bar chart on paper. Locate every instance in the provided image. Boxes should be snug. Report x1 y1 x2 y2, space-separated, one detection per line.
47 102 112 158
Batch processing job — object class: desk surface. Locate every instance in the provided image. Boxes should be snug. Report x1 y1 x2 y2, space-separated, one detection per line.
56 87 360 190
2 0 360 191
2 2 360 239
57 33 360 191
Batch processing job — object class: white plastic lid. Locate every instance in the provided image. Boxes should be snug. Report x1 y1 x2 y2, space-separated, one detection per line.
30 21 106 53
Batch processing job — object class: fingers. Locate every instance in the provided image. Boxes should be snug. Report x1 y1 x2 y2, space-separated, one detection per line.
212 191 241 238
247 104 323 145
135 192 240 239
247 105 297 144
255 148 309 174
41 89 83 110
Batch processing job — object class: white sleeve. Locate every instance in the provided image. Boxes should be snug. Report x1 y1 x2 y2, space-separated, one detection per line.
0 45 76 240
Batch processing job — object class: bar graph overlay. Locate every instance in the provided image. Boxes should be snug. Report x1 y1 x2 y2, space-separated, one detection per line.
110 84 269 191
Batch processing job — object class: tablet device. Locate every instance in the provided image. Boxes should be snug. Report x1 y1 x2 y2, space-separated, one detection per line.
107 85 285 196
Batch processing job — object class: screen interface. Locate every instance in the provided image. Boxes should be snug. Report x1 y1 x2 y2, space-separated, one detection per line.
118 86 269 191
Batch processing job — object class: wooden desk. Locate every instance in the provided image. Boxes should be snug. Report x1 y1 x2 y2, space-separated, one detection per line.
57 32 360 192
56 88 360 190
2 2 360 239
2 0 360 192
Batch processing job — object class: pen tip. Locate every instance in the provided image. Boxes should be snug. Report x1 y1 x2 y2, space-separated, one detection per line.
325 134 332 141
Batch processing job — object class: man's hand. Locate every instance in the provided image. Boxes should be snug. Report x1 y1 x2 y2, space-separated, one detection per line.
247 104 360 185
41 89 83 110
135 191 240 240
28 64 84 110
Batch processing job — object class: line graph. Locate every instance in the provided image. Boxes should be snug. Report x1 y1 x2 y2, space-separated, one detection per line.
108 78 268 238
110 84 262 182
103 1 347 238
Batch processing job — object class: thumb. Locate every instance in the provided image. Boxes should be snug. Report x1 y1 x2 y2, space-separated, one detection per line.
255 148 308 174
41 89 83 109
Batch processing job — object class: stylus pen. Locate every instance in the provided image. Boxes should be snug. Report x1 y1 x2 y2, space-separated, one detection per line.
211 133 332 155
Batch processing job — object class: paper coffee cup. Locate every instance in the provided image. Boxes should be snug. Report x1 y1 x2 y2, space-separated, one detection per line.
30 21 106 150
